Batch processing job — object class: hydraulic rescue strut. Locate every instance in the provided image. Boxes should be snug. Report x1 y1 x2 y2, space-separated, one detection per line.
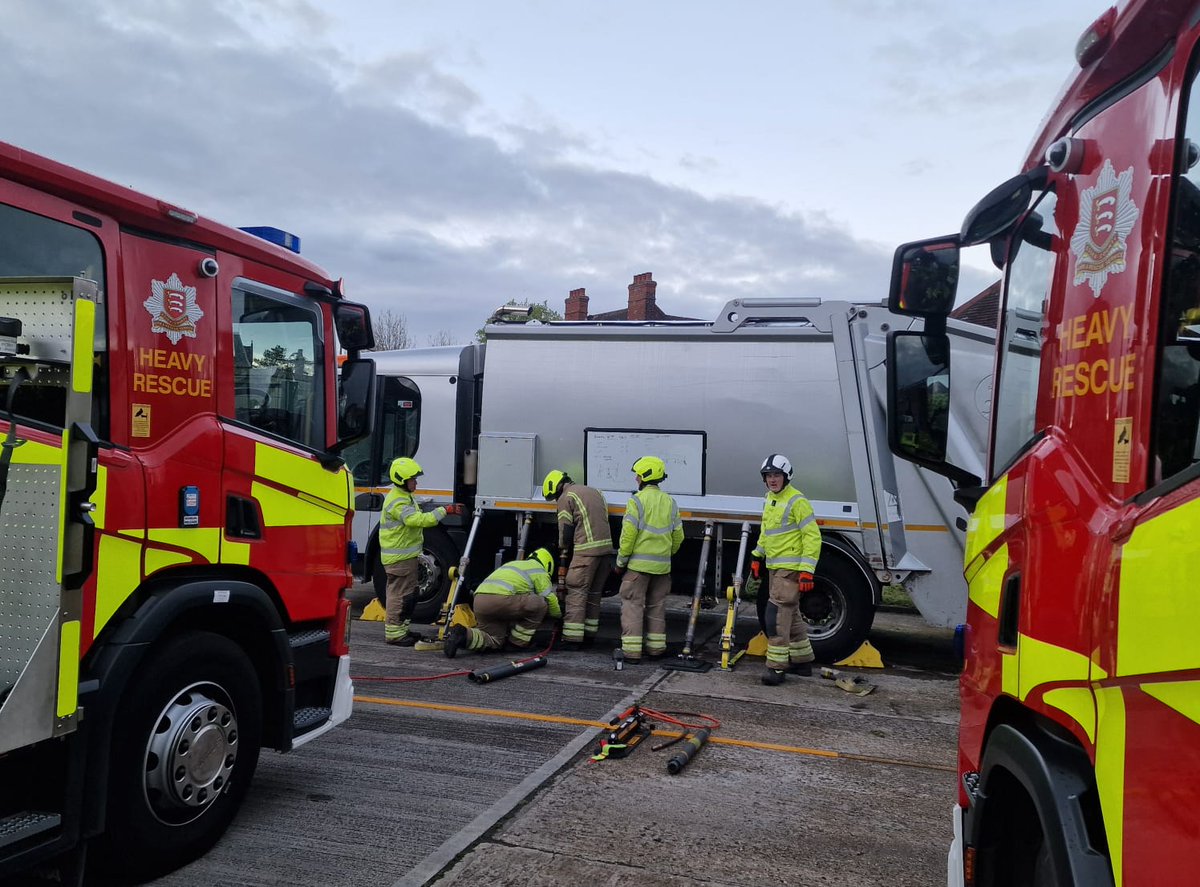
719 521 752 670
415 505 484 653
664 520 714 673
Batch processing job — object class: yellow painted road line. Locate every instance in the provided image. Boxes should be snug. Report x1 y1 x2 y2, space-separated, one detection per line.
354 695 955 773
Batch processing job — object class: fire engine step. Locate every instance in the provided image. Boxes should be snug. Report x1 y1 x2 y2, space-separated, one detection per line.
0 810 61 850
289 628 330 648
293 706 331 733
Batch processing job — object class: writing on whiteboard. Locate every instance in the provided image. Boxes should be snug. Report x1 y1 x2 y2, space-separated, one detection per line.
585 429 705 495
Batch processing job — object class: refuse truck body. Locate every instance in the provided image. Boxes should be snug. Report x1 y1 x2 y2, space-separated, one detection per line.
348 298 992 662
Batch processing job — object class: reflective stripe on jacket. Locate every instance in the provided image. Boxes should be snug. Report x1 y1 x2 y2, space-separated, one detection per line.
556 484 613 556
475 558 562 618
379 487 445 565
751 483 820 573
617 485 683 575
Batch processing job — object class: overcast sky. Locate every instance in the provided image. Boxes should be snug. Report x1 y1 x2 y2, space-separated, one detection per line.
4 0 1104 342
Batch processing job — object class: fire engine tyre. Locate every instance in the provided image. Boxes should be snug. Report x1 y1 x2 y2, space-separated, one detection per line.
373 529 459 624
95 631 263 881
754 553 874 663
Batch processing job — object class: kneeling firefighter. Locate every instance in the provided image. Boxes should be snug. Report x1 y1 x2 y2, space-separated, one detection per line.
750 454 821 685
381 457 462 645
444 548 562 657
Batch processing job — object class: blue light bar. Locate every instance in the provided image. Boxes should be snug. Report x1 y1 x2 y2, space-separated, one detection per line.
240 226 301 254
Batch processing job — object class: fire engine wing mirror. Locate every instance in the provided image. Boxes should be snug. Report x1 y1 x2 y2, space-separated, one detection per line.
886 331 981 493
335 302 375 352
960 166 1047 247
888 236 960 318
334 357 376 452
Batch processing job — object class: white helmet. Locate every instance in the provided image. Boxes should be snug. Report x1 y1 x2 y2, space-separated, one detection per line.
760 453 793 479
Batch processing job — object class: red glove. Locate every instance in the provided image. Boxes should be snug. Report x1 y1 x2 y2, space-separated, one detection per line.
613 565 626 578
750 561 761 579
557 565 568 582
444 503 463 516
797 573 814 594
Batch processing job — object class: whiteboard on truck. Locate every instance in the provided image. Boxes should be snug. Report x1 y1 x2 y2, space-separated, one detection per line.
584 428 706 496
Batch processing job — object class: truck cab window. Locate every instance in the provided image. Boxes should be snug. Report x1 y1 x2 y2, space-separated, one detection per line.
1153 64 1200 484
231 286 324 449
0 203 106 433
343 375 421 485
992 191 1058 477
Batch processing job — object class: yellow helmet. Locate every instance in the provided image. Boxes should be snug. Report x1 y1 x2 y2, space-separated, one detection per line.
389 457 424 485
530 547 555 575
542 469 571 501
631 455 667 484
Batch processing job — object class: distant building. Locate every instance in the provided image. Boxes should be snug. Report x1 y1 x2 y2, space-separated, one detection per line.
949 280 1001 328
563 272 699 321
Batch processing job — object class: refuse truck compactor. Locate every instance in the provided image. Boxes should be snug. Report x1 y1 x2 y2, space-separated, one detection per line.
348 298 993 662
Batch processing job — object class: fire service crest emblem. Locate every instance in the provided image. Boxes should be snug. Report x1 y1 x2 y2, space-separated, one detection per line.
1070 159 1139 297
144 272 204 344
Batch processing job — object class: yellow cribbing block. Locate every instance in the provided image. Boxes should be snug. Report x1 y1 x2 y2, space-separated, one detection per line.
360 599 386 621
746 631 768 657
449 604 476 629
835 640 884 669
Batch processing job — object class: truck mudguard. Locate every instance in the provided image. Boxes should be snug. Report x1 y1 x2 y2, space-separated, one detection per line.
969 723 1113 887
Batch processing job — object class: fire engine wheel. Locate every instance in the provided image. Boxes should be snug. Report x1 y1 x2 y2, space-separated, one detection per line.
373 529 459 623
755 553 874 663
95 631 262 880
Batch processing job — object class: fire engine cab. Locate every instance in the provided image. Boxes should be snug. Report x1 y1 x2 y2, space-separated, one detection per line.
0 142 376 881
886 2 1200 885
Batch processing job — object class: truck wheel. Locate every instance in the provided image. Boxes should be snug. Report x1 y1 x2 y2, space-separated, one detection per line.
755 553 875 663
373 530 459 623
94 631 262 881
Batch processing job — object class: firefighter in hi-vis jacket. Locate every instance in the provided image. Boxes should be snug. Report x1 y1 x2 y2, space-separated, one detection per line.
380 457 462 645
613 456 684 664
750 453 821 685
443 548 561 657
542 469 614 650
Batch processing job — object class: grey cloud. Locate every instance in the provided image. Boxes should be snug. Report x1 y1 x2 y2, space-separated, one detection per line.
3 0 895 342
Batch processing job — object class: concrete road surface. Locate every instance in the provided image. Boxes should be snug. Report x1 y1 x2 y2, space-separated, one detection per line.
114 598 959 887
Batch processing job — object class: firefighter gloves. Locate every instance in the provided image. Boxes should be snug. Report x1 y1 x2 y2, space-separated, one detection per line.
797 573 814 594
444 503 464 515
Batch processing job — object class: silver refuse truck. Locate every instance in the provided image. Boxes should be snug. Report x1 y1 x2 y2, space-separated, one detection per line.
344 298 993 661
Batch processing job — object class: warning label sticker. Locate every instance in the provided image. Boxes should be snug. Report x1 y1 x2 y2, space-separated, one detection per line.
132 403 151 438
1113 417 1132 483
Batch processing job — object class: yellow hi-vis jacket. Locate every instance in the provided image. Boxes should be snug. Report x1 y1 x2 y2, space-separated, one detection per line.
475 558 563 618
379 487 445 565
617 484 683 575
556 483 613 556
751 483 821 574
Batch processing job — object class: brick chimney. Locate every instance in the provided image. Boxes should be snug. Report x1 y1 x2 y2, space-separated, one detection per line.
627 272 657 321
565 287 589 321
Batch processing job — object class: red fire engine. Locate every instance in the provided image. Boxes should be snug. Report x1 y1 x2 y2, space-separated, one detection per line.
886 2 1200 885
0 142 376 881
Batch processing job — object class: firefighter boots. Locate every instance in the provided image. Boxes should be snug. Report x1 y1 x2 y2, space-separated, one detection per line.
387 632 423 647
444 625 468 659
787 661 812 676
761 667 785 686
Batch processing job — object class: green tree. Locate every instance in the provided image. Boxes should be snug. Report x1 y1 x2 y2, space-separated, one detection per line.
475 299 563 342
257 344 288 367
